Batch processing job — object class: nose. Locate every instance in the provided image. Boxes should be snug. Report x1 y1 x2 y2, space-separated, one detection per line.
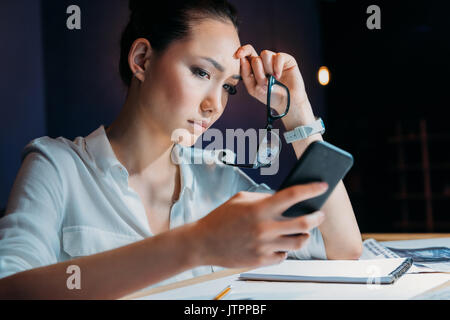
200 86 226 116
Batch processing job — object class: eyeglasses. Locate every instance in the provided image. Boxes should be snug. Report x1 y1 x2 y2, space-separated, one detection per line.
220 74 290 169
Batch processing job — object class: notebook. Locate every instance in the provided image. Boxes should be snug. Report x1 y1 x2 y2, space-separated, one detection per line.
239 258 413 285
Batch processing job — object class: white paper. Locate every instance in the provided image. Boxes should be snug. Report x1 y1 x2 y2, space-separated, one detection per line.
225 273 450 300
135 271 450 300
135 274 240 300
241 258 407 279
411 281 450 300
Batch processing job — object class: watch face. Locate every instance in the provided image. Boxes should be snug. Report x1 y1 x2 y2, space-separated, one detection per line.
320 119 325 132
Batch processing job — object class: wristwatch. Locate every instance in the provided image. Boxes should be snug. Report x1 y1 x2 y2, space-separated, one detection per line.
283 117 325 143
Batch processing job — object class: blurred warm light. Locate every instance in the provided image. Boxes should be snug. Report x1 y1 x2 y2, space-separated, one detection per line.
318 66 330 86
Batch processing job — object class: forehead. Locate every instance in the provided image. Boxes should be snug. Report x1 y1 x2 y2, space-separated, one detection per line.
172 18 241 75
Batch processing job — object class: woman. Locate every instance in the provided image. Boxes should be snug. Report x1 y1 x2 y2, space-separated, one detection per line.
0 0 362 299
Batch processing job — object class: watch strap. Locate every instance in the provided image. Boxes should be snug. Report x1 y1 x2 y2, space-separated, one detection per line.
283 117 325 143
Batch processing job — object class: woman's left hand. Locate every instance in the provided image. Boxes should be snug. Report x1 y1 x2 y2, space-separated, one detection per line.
234 44 312 118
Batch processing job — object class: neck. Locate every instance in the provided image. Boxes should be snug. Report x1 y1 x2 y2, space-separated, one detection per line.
106 82 176 180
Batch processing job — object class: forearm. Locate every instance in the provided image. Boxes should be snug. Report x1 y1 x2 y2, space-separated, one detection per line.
0 223 202 299
319 180 362 259
282 99 363 260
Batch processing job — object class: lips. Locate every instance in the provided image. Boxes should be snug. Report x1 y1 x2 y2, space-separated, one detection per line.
188 120 209 130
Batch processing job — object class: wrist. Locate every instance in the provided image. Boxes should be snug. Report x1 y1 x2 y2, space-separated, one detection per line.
181 221 211 267
281 99 317 131
171 222 207 268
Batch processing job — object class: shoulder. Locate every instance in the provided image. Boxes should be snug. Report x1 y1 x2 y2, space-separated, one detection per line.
6 136 84 216
21 135 84 167
19 134 93 183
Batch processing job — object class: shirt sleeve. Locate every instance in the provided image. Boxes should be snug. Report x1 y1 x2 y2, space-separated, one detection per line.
232 167 328 260
0 141 65 279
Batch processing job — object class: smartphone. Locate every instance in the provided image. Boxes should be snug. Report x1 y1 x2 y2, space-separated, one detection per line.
279 140 354 218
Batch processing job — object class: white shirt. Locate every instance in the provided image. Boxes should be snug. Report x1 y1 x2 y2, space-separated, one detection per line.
0 125 327 290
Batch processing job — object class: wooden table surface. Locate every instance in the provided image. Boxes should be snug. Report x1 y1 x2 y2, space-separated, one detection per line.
361 233 450 241
120 233 450 300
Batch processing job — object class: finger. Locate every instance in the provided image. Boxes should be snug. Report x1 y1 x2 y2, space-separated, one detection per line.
250 56 267 87
260 50 276 77
273 53 285 80
235 44 260 83
267 251 288 266
234 190 272 203
263 182 329 217
275 211 326 235
269 233 310 252
235 44 259 60
240 57 256 90
274 52 298 80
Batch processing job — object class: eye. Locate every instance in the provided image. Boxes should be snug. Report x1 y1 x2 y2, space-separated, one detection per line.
191 66 237 95
191 67 210 79
223 84 237 95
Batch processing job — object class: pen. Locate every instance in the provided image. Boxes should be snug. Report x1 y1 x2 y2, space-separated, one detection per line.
213 285 232 300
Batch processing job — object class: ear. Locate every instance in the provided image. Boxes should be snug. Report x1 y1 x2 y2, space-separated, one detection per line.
128 38 152 82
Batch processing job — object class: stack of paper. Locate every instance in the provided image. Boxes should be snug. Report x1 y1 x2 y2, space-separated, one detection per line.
361 238 450 273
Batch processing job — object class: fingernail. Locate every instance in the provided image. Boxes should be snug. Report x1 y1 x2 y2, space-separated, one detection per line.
316 182 328 191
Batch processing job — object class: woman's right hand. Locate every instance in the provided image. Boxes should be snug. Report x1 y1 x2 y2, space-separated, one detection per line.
192 182 329 269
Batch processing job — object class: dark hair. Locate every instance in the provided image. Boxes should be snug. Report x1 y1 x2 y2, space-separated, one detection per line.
119 0 240 87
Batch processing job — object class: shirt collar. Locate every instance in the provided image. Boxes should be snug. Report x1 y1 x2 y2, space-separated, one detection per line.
170 143 194 193
85 125 122 174
85 125 194 192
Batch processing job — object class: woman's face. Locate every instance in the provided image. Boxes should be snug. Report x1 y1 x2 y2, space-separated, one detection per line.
137 18 242 147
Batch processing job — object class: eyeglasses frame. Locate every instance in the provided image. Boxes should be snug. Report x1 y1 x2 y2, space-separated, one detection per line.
220 74 290 169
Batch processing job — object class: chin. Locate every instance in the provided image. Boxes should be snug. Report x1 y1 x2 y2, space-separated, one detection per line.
179 136 198 147
170 128 201 147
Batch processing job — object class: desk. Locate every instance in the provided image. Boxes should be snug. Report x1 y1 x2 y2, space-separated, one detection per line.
361 233 450 241
121 233 450 300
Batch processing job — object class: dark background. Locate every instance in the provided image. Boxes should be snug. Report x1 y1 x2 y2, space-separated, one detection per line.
0 0 448 233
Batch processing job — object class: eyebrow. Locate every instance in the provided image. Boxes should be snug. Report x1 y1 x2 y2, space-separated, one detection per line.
200 56 242 81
